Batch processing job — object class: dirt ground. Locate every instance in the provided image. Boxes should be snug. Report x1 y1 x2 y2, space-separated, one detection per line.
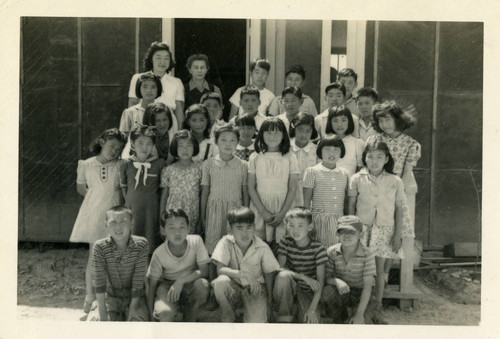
17 243 481 325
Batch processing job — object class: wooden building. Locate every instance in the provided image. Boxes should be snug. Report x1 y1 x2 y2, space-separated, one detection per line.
19 18 482 247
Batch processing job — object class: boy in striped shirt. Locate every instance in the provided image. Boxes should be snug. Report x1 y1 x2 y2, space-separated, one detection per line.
88 206 149 321
321 215 377 324
273 207 328 323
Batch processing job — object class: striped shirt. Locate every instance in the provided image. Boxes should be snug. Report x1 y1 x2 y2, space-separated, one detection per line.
302 163 349 214
92 235 149 298
278 236 328 291
326 242 376 289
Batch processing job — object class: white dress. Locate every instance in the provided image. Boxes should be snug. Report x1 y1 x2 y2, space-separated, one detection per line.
334 134 364 177
248 151 299 242
290 139 318 208
70 157 122 243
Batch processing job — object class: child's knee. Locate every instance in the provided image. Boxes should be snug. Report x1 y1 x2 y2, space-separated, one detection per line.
153 300 177 322
212 275 232 297
192 278 210 301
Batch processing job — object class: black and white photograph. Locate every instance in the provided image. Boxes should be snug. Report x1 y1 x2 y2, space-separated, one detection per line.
1 0 498 338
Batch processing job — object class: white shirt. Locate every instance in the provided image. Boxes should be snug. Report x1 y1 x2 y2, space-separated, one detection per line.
229 86 275 117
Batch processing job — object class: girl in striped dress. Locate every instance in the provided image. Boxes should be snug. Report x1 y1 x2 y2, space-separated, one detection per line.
303 135 349 248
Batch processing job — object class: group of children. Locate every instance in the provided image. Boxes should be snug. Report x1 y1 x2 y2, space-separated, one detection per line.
70 42 421 324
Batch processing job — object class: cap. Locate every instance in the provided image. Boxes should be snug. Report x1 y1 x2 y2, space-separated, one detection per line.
336 215 363 233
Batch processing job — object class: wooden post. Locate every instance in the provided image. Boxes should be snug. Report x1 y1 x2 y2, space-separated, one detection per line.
399 193 416 309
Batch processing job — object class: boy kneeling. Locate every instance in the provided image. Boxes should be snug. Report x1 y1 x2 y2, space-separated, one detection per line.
88 206 149 321
273 207 328 323
211 207 280 322
321 215 376 324
147 209 210 322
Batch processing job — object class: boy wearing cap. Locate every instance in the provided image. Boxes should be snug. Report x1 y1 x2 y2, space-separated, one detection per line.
321 215 376 324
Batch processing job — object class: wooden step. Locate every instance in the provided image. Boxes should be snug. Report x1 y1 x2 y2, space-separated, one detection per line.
383 284 425 300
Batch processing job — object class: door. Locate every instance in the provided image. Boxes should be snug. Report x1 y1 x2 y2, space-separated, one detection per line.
174 19 247 121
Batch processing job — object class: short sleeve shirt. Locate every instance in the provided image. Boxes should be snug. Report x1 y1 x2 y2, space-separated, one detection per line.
278 236 328 291
326 242 376 289
230 86 275 117
348 168 407 226
92 235 149 298
147 235 210 281
211 235 280 285
302 163 349 214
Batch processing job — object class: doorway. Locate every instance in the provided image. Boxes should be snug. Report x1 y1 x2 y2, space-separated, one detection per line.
174 19 247 121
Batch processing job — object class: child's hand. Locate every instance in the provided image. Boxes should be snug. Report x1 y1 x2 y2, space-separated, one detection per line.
260 210 274 223
304 308 319 324
240 271 261 296
335 278 350 295
303 276 321 292
269 213 284 227
391 232 402 252
167 281 184 303
350 313 364 324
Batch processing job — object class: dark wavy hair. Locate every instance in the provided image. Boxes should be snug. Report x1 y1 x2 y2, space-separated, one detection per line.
338 68 358 82
372 100 416 133
143 41 175 73
186 53 210 70
90 128 126 155
254 117 290 155
325 105 355 136
142 102 173 132
182 104 212 139
362 140 395 174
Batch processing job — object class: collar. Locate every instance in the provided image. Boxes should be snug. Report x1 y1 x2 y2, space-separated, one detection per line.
291 139 314 153
359 119 372 129
130 155 158 163
358 167 389 178
317 163 341 172
236 143 255 151
188 79 211 91
334 241 365 257
104 235 136 249
213 154 241 168
382 132 404 141
226 234 268 249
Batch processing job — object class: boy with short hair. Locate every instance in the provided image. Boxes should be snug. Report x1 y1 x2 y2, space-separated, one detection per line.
321 215 376 324
273 207 327 323
229 58 275 120
315 82 360 138
147 208 210 322
355 87 379 141
88 206 149 321
211 207 280 323
338 68 359 118
201 92 226 140
229 85 268 131
268 64 318 117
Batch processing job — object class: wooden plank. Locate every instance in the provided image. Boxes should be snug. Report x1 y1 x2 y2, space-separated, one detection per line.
383 284 425 300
